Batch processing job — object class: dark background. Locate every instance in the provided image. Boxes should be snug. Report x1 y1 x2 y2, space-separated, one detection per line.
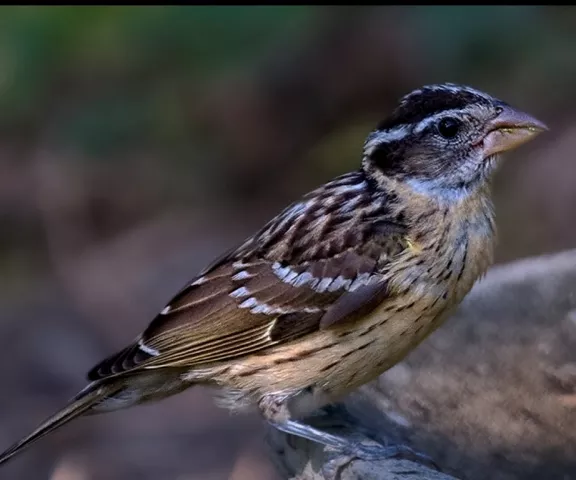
0 6 574 480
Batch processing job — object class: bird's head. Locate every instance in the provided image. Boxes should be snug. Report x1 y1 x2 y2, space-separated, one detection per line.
362 83 547 200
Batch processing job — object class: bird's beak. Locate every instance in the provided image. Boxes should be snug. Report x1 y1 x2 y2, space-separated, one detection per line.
480 105 548 157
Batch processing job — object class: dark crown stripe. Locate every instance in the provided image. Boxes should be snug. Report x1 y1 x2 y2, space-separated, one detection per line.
377 84 492 132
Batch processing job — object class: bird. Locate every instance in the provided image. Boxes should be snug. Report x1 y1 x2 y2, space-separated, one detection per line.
0 83 547 471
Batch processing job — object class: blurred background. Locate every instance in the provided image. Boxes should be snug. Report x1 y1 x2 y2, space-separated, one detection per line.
0 6 575 480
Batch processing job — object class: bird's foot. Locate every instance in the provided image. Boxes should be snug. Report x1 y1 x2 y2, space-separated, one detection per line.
322 440 439 480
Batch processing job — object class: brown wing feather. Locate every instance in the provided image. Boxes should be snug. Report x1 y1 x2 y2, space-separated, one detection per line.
320 281 390 329
88 171 407 382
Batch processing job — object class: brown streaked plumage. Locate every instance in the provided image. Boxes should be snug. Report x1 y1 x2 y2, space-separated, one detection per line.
0 83 547 470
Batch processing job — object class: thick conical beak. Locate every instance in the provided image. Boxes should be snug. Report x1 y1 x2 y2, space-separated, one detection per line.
481 105 548 157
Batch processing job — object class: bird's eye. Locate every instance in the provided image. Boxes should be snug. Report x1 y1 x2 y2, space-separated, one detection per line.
436 117 461 139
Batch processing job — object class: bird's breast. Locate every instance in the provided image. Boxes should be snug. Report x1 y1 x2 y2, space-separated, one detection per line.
390 196 496 308
314 227 494 397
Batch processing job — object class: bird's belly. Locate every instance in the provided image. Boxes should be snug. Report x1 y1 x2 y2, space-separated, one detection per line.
317 301 451 395
219 295 453 416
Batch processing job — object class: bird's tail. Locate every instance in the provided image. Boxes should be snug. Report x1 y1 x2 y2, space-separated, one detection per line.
0 381 121 466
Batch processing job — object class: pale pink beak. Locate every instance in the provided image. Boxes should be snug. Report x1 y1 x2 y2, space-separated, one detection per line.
480 105 548 157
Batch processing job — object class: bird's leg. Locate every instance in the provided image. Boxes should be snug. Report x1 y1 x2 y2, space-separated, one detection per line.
259 394 438 478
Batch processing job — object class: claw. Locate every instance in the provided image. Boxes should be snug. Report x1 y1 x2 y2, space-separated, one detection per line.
321 440 440 480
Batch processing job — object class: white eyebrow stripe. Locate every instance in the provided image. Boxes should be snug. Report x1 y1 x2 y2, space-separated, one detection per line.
412 105 479 134
363 125 411 155
362 108 470 155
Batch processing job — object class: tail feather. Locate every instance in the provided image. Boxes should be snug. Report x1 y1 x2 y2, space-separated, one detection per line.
0 382 121 466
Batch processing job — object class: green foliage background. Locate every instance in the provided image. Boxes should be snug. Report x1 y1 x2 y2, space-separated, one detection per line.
0 6 570 156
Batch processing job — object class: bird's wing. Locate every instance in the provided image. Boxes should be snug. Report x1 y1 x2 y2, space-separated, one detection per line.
87 172 408 381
